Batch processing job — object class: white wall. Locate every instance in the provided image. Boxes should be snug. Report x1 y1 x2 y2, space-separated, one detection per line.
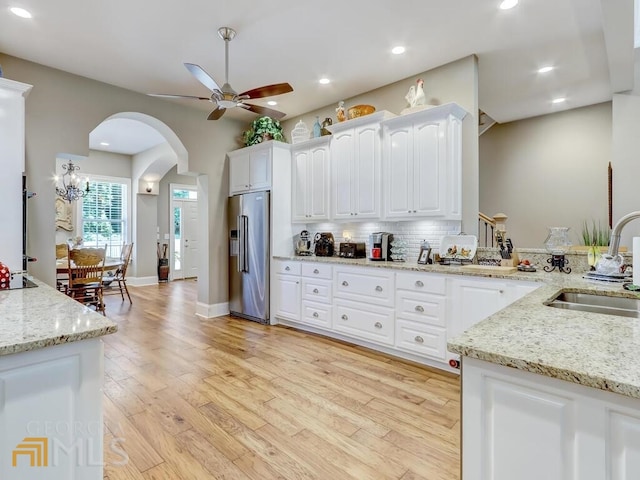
480 102 612 248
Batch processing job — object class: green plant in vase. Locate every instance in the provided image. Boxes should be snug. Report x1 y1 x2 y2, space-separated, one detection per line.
242 116 286 147
581 220 611 270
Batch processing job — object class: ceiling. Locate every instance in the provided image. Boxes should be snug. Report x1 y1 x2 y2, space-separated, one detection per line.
1 0 635 154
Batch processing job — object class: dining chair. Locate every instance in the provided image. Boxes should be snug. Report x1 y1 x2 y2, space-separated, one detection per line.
55 243 70 293
67 245 107 315
104 243 133 303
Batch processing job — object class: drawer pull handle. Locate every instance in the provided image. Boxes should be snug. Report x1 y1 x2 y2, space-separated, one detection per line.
342 281 349 287
375 285 383 292
415 336 424 343
415 305 425 313
313 288 319 294
285 266 290 271
374 322 383 329
415 280 424 287
313 269 319 274
313 312 319 318
341 314 348 321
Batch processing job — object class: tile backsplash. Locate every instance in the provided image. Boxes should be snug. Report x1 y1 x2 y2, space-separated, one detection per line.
300 219 462 260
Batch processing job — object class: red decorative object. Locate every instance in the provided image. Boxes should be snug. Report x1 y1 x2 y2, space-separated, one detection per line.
0 262 10 290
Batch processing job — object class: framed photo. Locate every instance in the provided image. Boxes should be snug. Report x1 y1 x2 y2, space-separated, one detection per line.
417 247 430 264
55 197 73 231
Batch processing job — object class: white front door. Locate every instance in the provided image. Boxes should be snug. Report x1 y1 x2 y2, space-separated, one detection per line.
170 185 198 280
182 200 199 278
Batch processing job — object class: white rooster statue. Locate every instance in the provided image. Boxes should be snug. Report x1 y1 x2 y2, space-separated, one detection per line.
405 78 426 108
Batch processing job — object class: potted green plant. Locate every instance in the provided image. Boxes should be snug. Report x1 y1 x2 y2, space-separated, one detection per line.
242 116 286 147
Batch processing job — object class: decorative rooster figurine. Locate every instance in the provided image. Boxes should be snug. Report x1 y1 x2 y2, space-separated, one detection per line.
405 78 426 108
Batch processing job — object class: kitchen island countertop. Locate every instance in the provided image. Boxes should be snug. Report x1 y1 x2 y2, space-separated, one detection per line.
0 278 117 356
275 254 640 399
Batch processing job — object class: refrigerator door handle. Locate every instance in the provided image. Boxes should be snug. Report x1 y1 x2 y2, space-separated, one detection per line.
239 215 249 273
237 215 243 273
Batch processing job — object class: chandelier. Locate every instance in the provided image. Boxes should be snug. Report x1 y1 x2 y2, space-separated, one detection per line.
55 160 90 203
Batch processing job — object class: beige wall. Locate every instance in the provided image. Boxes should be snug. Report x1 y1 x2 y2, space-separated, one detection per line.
480 102 612 248
1 53 243 307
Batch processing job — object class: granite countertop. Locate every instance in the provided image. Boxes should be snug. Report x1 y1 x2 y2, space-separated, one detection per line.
276 254 640 399
0 278 118 356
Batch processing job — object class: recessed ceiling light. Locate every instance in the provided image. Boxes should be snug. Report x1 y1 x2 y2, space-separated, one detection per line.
319 78 330 85
100 142 110 146
391 46 406 55
538 66 554 74
499 0 518 10
267 101 277 106
552 97 566 104
10 7 32 18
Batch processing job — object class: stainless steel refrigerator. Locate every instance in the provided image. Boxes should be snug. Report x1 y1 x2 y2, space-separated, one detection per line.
228 191 270 324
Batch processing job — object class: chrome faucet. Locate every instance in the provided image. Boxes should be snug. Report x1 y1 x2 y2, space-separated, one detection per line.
608 211 640 257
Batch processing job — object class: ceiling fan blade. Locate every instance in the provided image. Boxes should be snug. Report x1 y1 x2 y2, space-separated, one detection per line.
148 93 210 100
239 83 293 100
207 107 226 120
184 63 221 92
242 103 286 120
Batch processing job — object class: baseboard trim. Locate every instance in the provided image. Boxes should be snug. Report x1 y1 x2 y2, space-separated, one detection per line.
127 276 158 287
196 302 230 319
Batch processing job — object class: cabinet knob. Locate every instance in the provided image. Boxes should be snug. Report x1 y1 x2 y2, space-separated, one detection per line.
245 184 249 188
408 210 411 213
374 322 383 329
285 266 290 271
499 290 504 294
313 269 319 274
415 305 425 313
354 213 358 216
413 210 417 213
341 314 349 320
350 213 354 216
313 312 319 318
415 280 424 287
415 336 424 344
313 288 319 294
342 281 349 287
375 285 383 292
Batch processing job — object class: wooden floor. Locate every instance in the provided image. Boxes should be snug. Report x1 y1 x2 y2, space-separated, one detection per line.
101 280 461 479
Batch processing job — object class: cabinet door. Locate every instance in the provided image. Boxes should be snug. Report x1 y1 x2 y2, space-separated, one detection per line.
229 153 250 195
413 121 443 215
384 126 414 219
291 149 309 222
331 130 355 219
249 148 271 191
353 124 380 218
308 144 330 220
449 277 510 338
274 274 301 321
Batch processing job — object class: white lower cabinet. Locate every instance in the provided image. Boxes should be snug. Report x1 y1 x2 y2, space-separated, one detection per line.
463 357 640 480
334 299 394 346
273 260 301 321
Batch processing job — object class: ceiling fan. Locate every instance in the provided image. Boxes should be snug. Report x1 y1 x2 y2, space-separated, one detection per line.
149 27 293 120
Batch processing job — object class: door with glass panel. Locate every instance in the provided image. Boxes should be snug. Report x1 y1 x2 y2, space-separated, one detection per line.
170 186 198 280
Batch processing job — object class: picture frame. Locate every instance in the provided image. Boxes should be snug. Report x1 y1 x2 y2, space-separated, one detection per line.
55 197 73 231
417 247 430 264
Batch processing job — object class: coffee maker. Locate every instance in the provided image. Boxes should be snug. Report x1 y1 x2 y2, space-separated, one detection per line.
369 232 394 261
314 232 335 257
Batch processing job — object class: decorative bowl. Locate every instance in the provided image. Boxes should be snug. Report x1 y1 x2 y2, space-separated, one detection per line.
348 104 376 119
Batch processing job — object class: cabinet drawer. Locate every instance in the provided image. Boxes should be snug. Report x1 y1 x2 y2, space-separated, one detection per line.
301 301 332 329
301 278 332 303
334 300 394 346
396 291 445 327
395 320 447 361
301 262 332 280
334 268 394 307
396 272 446 295
274 261 301 276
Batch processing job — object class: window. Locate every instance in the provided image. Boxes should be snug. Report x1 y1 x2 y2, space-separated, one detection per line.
79 176 129 258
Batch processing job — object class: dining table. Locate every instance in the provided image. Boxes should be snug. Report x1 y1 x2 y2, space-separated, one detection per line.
56 257 123 275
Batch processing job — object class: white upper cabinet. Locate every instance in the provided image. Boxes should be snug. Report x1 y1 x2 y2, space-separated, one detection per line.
291 137 330 222
381 103 467 220
326 111 395 221
228 142 274 195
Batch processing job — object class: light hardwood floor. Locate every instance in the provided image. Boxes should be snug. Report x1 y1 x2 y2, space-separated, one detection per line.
101 280 461 479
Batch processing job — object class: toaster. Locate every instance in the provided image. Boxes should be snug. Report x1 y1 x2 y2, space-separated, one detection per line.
339 242 366 259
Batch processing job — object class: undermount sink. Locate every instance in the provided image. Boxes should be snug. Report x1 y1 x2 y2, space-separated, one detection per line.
545 292 640 318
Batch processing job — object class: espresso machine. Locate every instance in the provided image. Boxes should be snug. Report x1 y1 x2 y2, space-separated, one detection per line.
369 232 394 261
